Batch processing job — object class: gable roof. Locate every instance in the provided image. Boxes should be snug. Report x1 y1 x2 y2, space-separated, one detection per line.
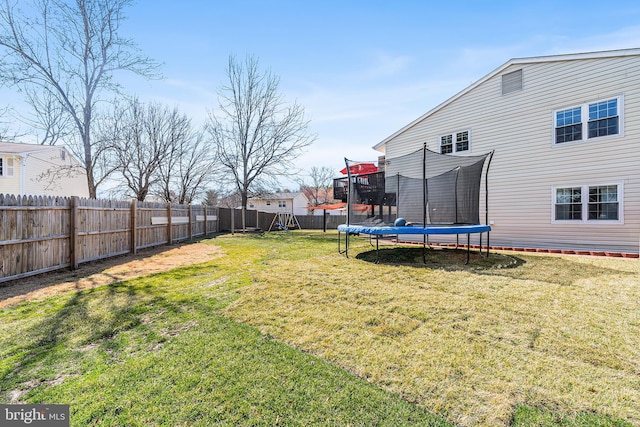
250 192 308 201
0 141 60 155
373 48 640 152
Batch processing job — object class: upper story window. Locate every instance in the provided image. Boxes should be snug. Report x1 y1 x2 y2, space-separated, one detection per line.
278 201 286 208
440 130 470 154
588 99 619 138
0 157 14 177
555 97 621 144
266 201 271 206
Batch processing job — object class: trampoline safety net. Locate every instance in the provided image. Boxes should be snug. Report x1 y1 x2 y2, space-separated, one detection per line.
344 146 493 226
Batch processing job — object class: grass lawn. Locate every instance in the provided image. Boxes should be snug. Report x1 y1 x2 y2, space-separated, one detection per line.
1 231 639 426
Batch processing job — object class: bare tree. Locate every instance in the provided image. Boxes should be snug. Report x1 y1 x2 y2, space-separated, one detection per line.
299 166 336 208
0 104 19 141
0 0 160 197
203 189 220 207
19 87 73 145
101 98 185 201
155 129 217 205
206 54 316 229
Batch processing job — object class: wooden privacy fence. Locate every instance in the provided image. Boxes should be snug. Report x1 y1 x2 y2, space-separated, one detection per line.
215 208 348 232
0 194 218 284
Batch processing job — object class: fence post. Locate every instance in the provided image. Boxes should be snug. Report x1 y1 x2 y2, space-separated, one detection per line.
231 208 235 235
188 204 193 240
130 199 137 255
203 204 208 236
70 196 79 270
167 202 172 245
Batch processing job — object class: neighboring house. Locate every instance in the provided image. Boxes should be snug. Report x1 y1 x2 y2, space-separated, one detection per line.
0 142 89 197
374 48 640 254
247 192 310 215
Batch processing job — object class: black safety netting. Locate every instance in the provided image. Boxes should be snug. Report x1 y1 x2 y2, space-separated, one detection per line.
344 147 492 226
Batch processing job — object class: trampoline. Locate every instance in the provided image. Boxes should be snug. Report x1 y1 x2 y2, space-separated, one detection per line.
337 143 494 264
338 223 491 263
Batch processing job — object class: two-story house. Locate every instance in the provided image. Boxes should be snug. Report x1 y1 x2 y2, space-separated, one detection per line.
374 48 640 254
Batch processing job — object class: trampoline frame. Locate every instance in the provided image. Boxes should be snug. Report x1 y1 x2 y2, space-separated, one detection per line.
337 223 491 264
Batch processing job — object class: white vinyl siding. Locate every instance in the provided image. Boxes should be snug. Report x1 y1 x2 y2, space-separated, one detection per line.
381 53 640 253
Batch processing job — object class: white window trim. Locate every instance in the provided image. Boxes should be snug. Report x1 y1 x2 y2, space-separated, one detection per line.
551 182 623 224
552 95 624 146
0 156 15 178
439 129 471 154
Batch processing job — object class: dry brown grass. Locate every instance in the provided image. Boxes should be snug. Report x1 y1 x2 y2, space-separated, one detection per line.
0 242 223 309
224 237 640 426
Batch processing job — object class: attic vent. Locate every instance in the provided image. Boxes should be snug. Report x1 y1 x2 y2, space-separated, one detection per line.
502 69 523 95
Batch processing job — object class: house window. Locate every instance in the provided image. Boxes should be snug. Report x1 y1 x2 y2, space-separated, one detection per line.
0 157 14 177
440 135 453 154
554 97 621 144
440 131 470 154
248 203 254 208
555 107 582 143
278 201 286 208
266 201 271 206
553 184 621 222
588 185 618 220
588 99 618 138
555 187 582 220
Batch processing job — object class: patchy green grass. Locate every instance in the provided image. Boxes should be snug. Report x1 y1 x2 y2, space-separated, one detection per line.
1 230 639 426
0 234 448 426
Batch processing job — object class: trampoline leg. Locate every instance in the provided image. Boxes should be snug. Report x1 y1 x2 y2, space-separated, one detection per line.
375 236 380 264
465 234 471 265
345 231 349 258
338 230 348 257
486 232 490 258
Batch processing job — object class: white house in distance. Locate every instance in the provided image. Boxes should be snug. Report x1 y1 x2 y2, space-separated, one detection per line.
374 48 640 255
0 142 89 197
247 192 310 216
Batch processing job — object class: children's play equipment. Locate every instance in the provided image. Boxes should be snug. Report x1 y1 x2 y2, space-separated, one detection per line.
337 144 494 263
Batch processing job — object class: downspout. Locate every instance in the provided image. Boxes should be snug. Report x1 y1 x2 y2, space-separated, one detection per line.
19 153 27 196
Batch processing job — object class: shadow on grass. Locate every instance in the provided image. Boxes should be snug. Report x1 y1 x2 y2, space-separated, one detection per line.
354 246 634 286
355 246 521 270
0 282 169 402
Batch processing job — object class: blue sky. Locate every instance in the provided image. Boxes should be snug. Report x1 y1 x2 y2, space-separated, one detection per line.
9 0 640 186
